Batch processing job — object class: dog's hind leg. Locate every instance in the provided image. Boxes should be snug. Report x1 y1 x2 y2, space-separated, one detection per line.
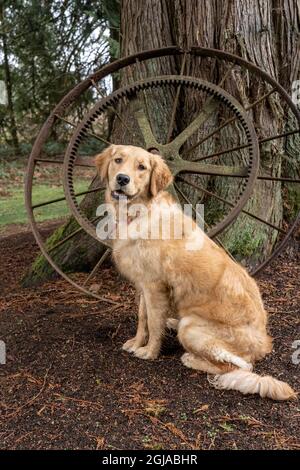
181 353 225 374
166 318 179 331
122 294 148 353
178 316 295 400
178 316 253 371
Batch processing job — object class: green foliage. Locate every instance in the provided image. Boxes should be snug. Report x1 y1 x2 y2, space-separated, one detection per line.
101 0 120 28
0 142 32 158
0 0 121 154
224 222 268 260
43 141 66 156
284 184 300 222
107 36 120 60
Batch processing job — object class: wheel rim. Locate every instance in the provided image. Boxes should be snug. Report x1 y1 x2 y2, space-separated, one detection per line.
25 46 300 298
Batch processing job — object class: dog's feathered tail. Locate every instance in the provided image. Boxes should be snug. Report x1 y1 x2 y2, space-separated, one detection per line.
209 369 296 401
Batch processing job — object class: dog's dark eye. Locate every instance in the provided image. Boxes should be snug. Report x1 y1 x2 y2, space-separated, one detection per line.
138 163 146 170
115 158 122 164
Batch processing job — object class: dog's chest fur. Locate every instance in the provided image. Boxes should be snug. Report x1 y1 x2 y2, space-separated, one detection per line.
113 238 162 287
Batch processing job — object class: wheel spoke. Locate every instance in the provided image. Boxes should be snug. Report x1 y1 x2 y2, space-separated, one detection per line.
83 248 111 286
166 52 187 143
133 102 158 149
55 114 111 145
135 58 154 142
170 159 248 177
217 62 236 87
170 62 236 150
32 185 104 210
170 96 219 150
193 128 300 163
35 155 96 167
194 142 250 162
245 86 277 109
173 181 204 222
257 175 300 183
173 182 237 261
91 78 138 142
183 87 277 158
183 115 237 158
178 176 286 234
259 128 300 145
48 216 101 253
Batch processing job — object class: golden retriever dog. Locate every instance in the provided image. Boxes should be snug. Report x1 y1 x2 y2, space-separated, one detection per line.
95 144 296 401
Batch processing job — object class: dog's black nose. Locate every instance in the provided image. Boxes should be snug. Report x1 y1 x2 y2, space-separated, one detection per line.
116 173 130 186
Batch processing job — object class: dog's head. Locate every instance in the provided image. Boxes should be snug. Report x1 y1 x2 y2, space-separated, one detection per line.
95 144 173 202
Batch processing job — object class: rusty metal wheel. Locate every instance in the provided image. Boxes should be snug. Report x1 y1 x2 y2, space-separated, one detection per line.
64 76 259 245
25 47 300 299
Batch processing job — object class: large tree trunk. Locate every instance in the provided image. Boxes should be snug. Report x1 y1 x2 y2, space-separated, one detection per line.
217 0 299 263
274 0 300 226
115 0 297 264
215 0 284 263
24 0 299 285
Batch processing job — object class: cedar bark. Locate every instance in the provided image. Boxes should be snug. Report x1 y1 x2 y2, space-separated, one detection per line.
218 0 299 262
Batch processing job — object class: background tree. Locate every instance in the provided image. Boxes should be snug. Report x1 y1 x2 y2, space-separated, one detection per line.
0 0 112 156
0 2 19 152
22 0 121 285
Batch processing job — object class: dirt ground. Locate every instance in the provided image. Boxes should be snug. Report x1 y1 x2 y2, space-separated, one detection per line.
0 224 299 450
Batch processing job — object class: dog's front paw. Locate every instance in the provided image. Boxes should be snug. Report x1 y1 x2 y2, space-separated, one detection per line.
134 346 158 360
122 337 139 353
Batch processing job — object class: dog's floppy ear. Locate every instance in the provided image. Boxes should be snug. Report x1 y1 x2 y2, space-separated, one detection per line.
94 145 116 183
150 155 173 197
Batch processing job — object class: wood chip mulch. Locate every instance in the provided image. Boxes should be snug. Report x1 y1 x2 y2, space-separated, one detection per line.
0 225 299 450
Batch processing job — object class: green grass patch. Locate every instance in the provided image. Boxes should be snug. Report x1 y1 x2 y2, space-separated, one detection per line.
0 182 87 227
